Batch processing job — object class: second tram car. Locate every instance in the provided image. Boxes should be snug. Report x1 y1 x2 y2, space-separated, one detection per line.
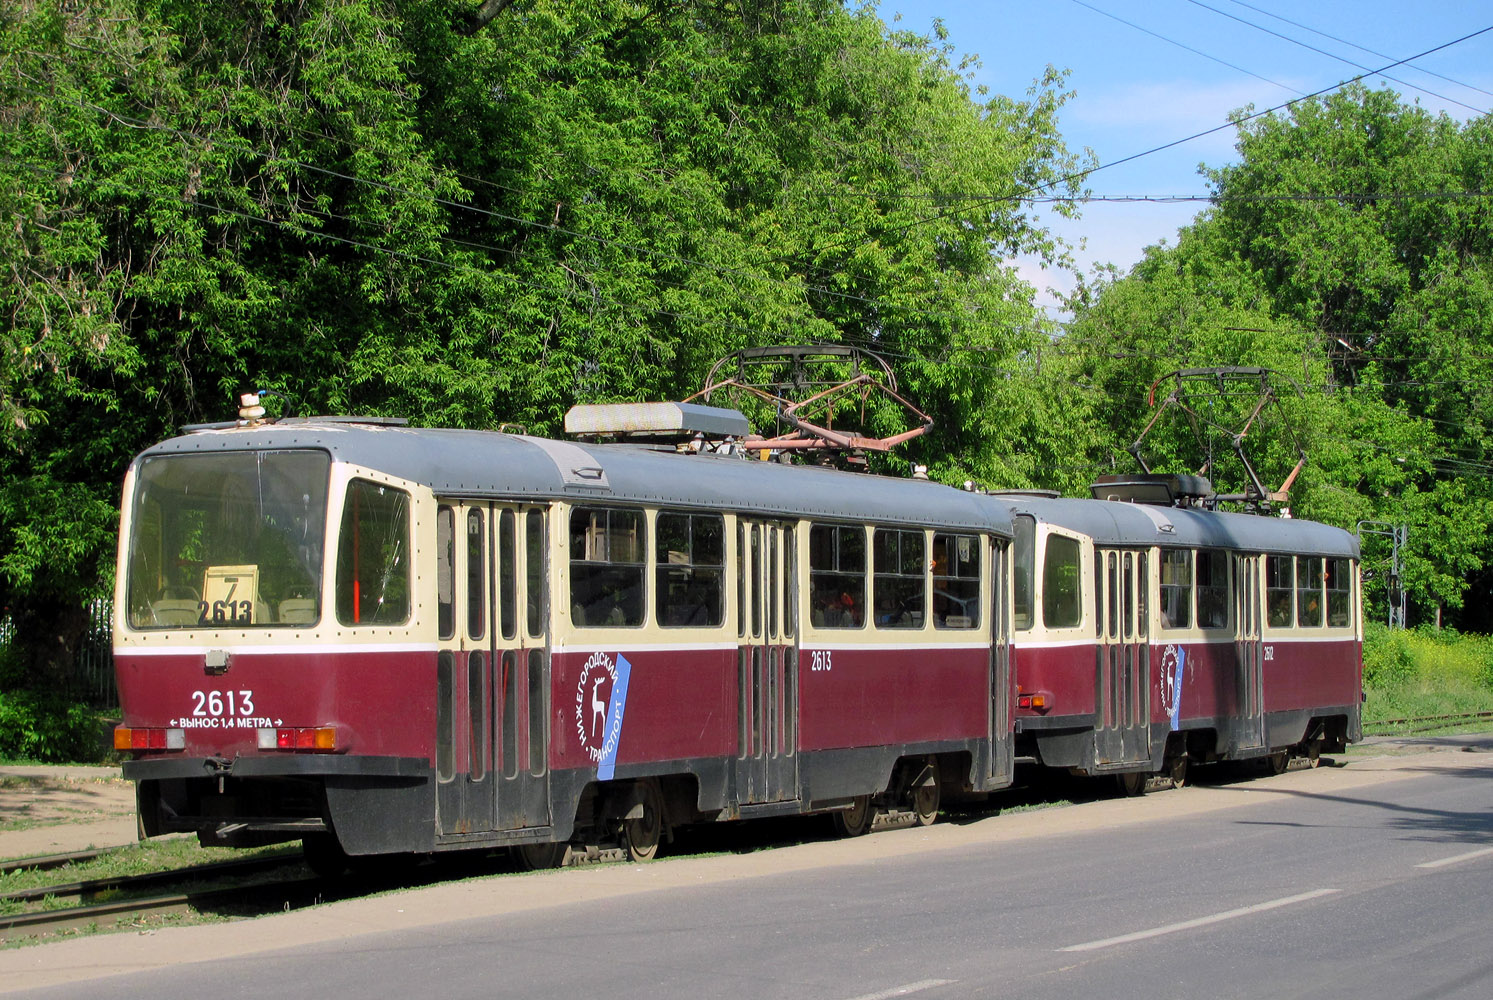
1004 478 1361 789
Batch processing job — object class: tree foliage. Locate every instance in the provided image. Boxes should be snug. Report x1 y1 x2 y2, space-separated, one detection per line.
0 0 1083 683
1064 85 1493 627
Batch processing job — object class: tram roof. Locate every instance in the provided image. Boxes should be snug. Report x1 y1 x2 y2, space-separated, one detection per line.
994 495 1359 559
139 422 1014 535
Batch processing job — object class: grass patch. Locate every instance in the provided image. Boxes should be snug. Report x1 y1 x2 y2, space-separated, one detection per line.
1362 624 1493 727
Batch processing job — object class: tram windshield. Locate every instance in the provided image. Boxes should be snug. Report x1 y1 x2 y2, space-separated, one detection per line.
125 450 331 629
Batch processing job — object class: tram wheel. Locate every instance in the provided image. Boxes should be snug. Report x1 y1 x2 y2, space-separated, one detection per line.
1115 770 1147 797
303 833 352 880
1267 750 1289 775
623 778 665 862
513 841 569 871
833 795 875 837
1166 755 1189 788
912 760 941 827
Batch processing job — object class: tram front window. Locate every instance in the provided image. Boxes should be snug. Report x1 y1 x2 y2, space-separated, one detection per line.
126 450 331 629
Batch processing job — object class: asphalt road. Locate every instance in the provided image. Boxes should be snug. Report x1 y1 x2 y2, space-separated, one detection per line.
7 749 1493 1000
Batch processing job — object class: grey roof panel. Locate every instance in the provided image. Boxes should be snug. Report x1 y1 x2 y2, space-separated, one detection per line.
139 423 1012 535
995 495 1359 559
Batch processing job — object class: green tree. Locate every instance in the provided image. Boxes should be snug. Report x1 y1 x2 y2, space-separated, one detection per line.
1066 85 1493 627
1 0 1082 688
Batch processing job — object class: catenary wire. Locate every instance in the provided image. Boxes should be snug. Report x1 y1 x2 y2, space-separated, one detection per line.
1219 0 1493 101
1183 0 1489 116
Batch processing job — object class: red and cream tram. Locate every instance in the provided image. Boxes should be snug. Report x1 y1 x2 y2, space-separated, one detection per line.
111 404 1016 869
1002 476 1362 789
110 405 1360 870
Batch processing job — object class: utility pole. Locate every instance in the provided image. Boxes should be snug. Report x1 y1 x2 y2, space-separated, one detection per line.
1356 521 1408 628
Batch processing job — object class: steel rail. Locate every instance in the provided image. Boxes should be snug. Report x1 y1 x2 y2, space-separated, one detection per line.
1363 710 1493 732
0 853 300 905
0 876 327 941
0 847 111 877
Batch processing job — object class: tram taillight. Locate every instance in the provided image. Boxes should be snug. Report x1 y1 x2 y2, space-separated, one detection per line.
257 727 337 751
113 727 185 751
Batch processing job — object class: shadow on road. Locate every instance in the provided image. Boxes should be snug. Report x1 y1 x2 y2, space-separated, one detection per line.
1212 761 1493 844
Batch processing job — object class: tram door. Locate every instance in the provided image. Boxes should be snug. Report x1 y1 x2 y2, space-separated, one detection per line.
1093 549 1151 767
987 536 1015 786
1233 553 1266 753
493 507 552 830
435 502 496 836
735 520 799 805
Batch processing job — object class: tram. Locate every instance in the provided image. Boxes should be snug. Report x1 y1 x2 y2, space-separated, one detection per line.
111 403 1015 869
110 402 1360 870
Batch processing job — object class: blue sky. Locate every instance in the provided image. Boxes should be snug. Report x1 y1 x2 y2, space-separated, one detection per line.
882 1 1493 313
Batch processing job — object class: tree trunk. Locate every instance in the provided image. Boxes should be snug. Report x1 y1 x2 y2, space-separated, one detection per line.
4 597 91 695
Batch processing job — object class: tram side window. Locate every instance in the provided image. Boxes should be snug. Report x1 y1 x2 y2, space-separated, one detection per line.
1042 535 1082 629
525 510 545 639
1012 515 1035 631
498 509 517 640
933 532 980 629
436 506 455 639
1159 549 1192 630
873 528 925 629
1326 558 1352 627
569 507 645 627
335 479 412 626
1297 556 1323 627
809 524 865 628
1196 549 1230 630
466 508 486 640
1265 555 1293 628
655 511 725 627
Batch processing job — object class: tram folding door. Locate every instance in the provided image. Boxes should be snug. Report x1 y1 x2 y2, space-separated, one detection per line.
1232 553 1266 754
987 537 1015 786
734 520 799 805
435 502 493 837
1093 549 1151 768
435 502 552 840
494 507 552 831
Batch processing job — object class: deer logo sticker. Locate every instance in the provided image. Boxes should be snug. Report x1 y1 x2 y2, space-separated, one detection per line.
574 651 633 777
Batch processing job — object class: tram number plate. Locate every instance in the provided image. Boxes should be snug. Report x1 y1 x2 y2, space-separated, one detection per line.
198 600 254 625
191 689 256 717
199 564 259 625
810 650 833 672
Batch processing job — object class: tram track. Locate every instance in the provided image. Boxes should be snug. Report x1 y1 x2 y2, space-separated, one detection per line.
0 854 301 905
0 875 328 941
0 848 112 877
1363 710 1493 734
0 853 313 943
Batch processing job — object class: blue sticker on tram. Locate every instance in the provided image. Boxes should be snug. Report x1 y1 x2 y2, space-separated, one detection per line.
1170 647 1186 731
596 654 632 781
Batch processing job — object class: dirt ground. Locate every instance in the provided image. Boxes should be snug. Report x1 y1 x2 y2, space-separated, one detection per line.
0 765 138 860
